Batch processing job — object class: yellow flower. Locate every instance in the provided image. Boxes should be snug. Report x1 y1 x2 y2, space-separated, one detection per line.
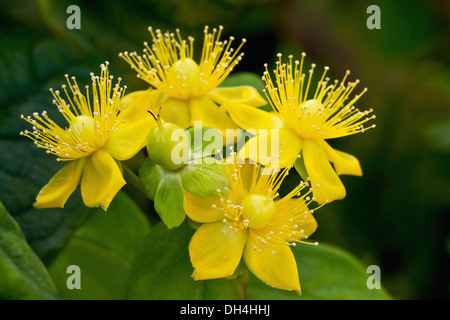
184 153 320 294
119 26 266 136
226 53 376 204
21 62 153 210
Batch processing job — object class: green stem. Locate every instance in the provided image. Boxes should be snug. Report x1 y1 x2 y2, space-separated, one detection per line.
239 271 249 300
122 163 147 195
230 271 248 300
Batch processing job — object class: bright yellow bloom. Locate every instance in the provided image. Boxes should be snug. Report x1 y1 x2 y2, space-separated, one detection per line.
226 53 376 204
119 26 266 136
184 153 320 294
21 63 153 210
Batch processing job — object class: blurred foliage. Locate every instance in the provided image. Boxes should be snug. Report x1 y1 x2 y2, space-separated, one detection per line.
247 242 391 300
0 0 449 300
126 222 245 300
0 202 57 299
48 192 151 299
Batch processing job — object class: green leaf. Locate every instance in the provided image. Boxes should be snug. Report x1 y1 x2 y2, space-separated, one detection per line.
0 36 100 264
138 158 188 229
0 140 92 264
247 242 391 300
139 157 166 200
139 155 229 228
186 126 223 160
154 172 186 229
219 72 265 93
47 192 151 300
126 222 243 300
0 201 58 300
181 160 229 197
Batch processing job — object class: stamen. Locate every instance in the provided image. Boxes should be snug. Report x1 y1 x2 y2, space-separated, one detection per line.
120 26 246 100
262 54 375 139
21 63 126 161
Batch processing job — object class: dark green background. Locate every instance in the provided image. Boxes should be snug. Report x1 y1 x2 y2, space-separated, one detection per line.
0 0 449 300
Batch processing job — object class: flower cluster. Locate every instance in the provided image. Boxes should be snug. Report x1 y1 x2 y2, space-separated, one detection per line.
21 26 375 294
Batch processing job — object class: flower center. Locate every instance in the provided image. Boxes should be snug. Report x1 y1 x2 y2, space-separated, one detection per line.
69 115 97 146
287 99 325 137
299 99 324 115
168 58 201 99
240 193 277 229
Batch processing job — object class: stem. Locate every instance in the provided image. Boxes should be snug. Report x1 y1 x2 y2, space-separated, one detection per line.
230 271 248 300
239 271 248 300
122 163 147 195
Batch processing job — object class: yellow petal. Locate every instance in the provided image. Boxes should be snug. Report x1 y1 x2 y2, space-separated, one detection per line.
80 149 126 210
238 128 302 170
302 139 346 204
34 158 86 209
120 88 158 124
277 128 303 168
189 221 248 280
225 102 284 131
320 140 363 176
189 96 238 137
230 163 255 197
157 97 191 129
208 86 267 107
243 233 301 294
104 117 154 161
183 192 225 223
